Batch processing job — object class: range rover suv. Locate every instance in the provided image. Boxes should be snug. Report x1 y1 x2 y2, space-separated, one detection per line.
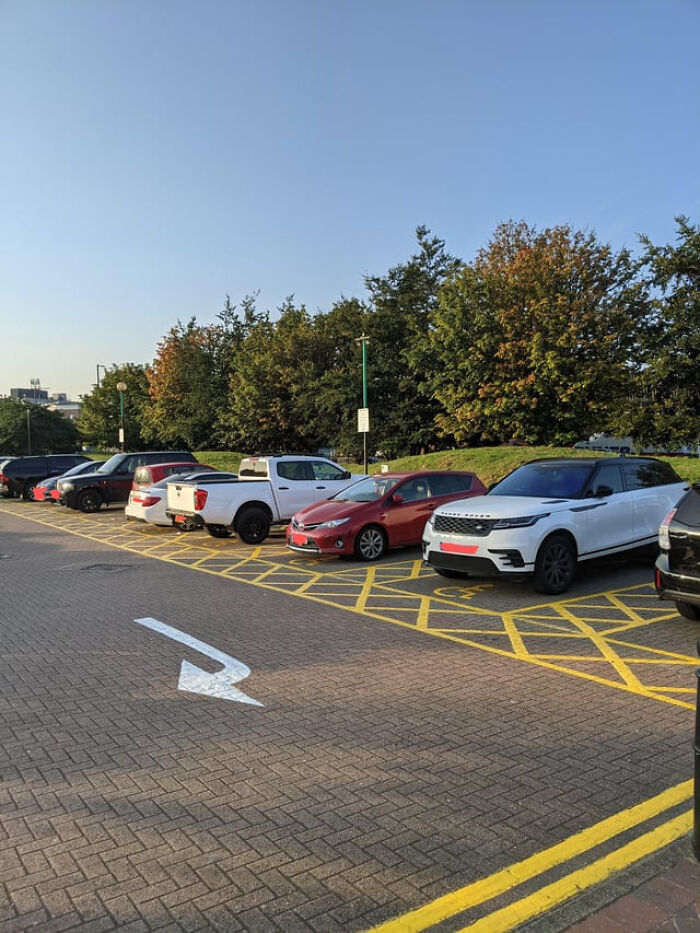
57 450 198 512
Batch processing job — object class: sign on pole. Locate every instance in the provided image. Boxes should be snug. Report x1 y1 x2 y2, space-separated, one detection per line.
357 408 370 433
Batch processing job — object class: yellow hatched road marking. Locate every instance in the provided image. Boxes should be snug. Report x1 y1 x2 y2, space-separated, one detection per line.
367 781 693 933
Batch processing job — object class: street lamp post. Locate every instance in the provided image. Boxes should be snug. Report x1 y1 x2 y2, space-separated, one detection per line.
25 404 31 455
354 334 370 474
116 381 127 451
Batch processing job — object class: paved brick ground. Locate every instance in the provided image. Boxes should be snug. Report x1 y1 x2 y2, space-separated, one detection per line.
0 507 697 931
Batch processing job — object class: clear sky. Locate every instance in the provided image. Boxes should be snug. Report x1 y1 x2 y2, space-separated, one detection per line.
1 0 698 400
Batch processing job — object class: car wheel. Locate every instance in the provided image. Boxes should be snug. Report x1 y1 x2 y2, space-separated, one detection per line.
207 524 233 538
174 518 198 532
23 482 37 501
354 525 386 561
77 489 103 513
675 601 700 622
236 508 270 545
533 534 576 595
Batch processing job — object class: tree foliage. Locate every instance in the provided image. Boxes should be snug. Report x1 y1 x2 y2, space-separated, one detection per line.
0 398 80 455
610 217 700 447
78 364 150 450
428 222 646 445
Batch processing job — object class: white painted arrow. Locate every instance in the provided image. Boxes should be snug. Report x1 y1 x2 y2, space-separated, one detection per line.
135 617 263 706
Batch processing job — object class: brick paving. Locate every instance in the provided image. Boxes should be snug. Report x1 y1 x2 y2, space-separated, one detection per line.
1 506 698 931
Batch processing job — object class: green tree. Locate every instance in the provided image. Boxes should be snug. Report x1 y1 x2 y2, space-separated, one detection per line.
364 226 461 457
429 221 647 446
222 298 329 453
611 217 700 448
78 364 150 450
0 398 80 455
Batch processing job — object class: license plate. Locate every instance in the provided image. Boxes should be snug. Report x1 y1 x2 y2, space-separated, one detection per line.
440 542 479 555
291 531 307 546
174 514 187 524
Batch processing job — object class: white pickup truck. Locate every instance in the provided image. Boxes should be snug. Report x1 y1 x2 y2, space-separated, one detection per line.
165 454 363 544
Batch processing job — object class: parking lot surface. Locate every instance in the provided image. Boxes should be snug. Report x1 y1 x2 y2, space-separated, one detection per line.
0 500 697 931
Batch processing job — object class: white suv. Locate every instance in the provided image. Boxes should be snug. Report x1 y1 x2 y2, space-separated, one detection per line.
422 457 687 594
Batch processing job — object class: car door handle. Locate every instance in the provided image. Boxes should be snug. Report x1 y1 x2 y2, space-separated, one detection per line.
315 485 326 489
278 486 289 490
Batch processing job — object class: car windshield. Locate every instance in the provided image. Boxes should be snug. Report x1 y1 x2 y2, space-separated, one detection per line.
97 454 127 473
489 462 595 499
62 461 94 478
332 475 400 502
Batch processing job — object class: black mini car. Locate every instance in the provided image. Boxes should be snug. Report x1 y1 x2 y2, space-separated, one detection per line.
655 483 700 621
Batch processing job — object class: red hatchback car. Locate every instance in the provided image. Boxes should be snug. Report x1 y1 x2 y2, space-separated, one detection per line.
287 470 487 561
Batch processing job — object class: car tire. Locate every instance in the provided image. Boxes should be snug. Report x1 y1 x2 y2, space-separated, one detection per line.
207 524 233 538
77 488 103 513
354 525 386 561
533 534 576 595
675 601 700 622
236 508 270 545
22 482 37 501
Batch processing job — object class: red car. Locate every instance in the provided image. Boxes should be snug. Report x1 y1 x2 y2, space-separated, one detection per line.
287 470 487 561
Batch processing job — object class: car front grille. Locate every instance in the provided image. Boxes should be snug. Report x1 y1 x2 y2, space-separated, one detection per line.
433 515 496 536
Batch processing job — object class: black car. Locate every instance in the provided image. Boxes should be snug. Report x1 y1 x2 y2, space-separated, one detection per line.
0 453 91 500
655 484 700 621
57 450 198 512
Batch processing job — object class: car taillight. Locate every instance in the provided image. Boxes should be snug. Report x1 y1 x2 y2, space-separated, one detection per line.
658 509 676 550
0 473 8 483
135 495 160 507
194 489 208 511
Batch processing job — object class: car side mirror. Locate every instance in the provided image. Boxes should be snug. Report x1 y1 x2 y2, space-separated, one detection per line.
593 484 614 498
391 493 404 505
342 470 351 480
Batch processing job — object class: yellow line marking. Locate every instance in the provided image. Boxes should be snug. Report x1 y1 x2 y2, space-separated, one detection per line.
355 566 377 613
416 597 431 630
456 811 692 932
366 781 692 933
499 612 528 657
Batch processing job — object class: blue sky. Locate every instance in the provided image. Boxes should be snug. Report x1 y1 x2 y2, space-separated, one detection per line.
2 0 698 400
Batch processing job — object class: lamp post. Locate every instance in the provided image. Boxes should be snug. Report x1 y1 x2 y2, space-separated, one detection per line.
116 381 127 451
23 402 31 455
354 334 370 474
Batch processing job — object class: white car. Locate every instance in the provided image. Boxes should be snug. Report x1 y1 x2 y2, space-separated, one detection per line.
125 471 238 527
422 457 688 595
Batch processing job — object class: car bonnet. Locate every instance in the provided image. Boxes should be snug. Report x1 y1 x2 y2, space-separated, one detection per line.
434 494 575 519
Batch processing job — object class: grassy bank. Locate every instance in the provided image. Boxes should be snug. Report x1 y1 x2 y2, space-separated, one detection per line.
192 448 700 487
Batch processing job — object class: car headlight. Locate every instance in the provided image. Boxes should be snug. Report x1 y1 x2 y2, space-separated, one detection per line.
492 513 549 529
59 481 75 491
316 517 351 530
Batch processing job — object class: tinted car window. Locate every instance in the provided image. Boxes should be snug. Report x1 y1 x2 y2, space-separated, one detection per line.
429 474 473 496
49 455 85 471
621 460 680 490
590 464 624 495
491 462 594 498
312 461 347 481
278 461 313 481
398 477 430 501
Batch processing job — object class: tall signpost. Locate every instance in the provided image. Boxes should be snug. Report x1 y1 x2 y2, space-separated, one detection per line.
116 381 127 452
355 334 370 474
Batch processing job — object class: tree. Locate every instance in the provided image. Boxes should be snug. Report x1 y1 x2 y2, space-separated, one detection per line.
222 298 329 453
428 221 647 445
611 217 700 448
364 226 461 456
0 398 80 455
78 364 150 450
